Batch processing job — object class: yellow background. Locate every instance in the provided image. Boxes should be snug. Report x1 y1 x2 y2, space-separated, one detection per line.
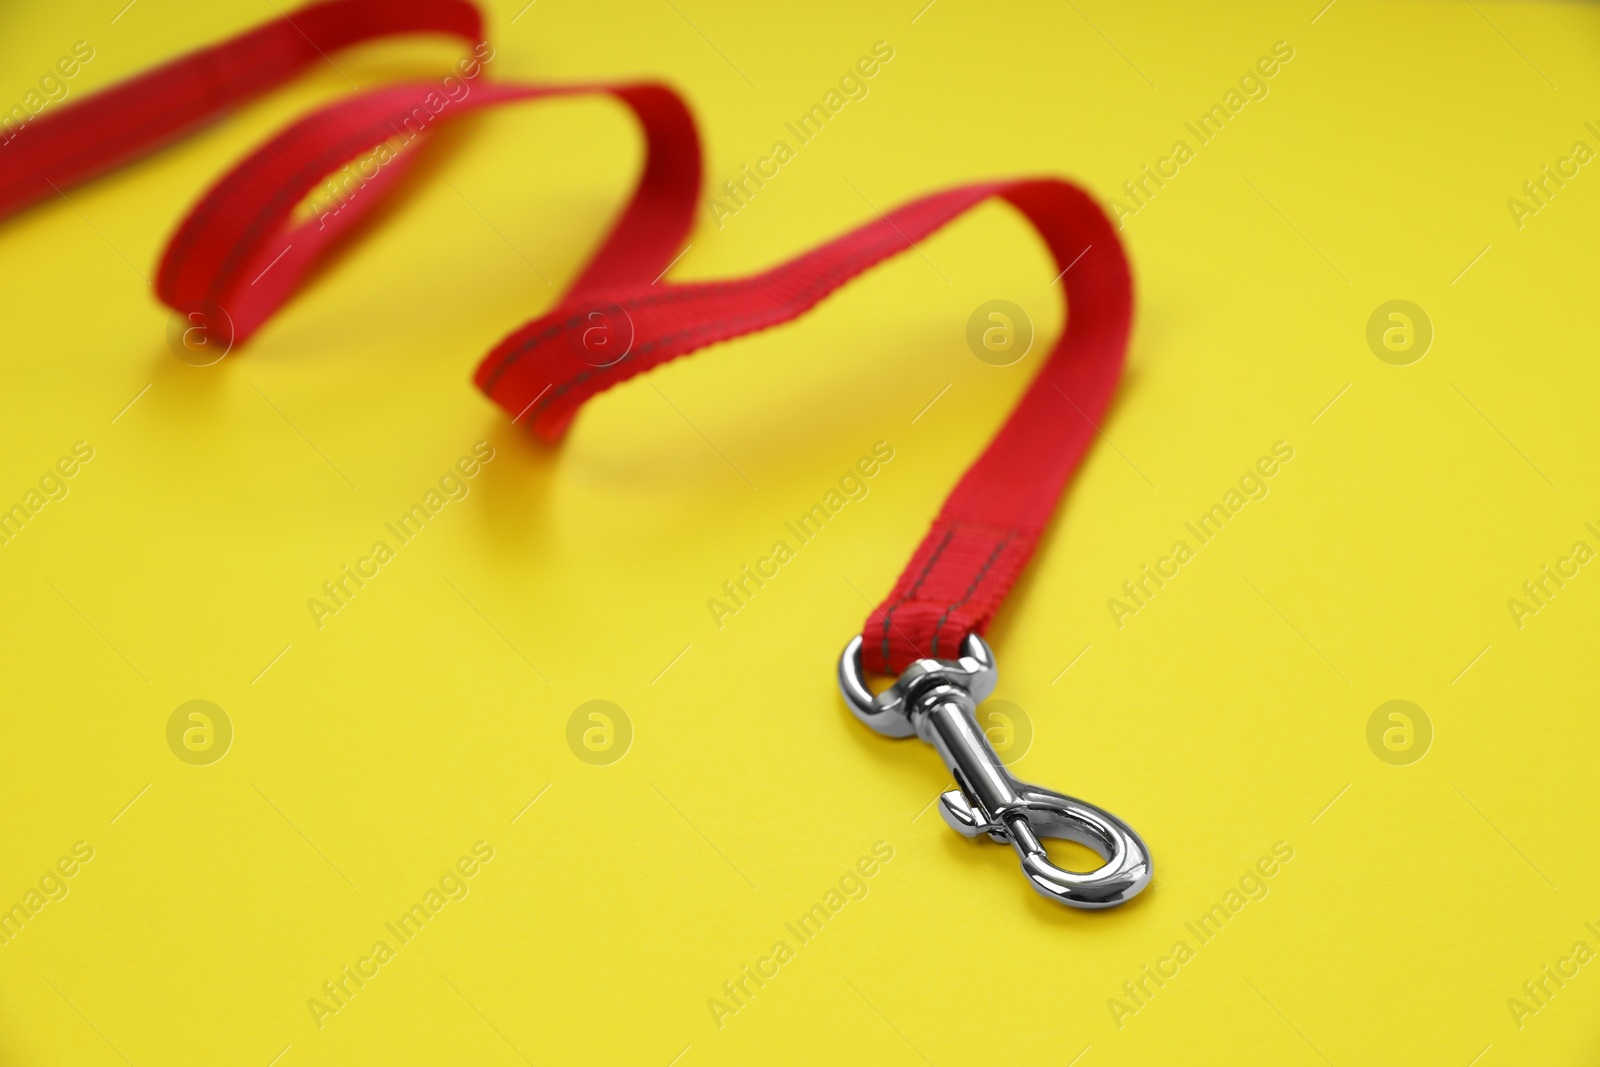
2 0 1598 1063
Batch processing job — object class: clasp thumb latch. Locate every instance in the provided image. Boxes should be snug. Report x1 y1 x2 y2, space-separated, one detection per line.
838 634 1152 910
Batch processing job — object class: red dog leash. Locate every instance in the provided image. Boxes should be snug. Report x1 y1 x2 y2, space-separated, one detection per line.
3 0 1150 908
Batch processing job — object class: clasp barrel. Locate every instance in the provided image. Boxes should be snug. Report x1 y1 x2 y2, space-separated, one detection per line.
838 634 1152 909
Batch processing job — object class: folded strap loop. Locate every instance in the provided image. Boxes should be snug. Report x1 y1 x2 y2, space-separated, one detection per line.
155 80 700 346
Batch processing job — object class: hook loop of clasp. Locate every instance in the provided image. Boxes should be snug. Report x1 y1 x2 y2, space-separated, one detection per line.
838 634 1152 909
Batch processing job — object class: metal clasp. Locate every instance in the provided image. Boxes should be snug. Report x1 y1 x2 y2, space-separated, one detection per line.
838 634 1152 909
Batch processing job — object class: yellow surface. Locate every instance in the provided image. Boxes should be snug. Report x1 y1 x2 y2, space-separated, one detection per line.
2 1 1598 1063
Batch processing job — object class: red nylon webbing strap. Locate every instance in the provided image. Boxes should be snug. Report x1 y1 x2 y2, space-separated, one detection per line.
155 79 700 345
0 0 483 220
474 180 1132 674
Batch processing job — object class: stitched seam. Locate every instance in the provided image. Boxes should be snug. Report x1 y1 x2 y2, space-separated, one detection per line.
928 534 1011 658
880 524 956 668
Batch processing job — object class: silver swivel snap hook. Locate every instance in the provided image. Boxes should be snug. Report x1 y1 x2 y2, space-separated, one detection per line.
838 634 1152 909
